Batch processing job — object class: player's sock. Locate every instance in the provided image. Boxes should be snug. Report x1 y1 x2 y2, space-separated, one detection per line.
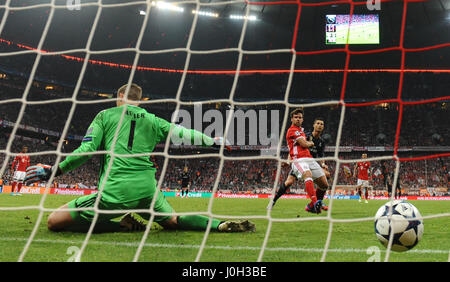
316 187 326 201
315 188 328 211
273 182 288 204
177 215 221 231
11 181 17 194
17 183 23 194
365 189 369 200
304 178 316 207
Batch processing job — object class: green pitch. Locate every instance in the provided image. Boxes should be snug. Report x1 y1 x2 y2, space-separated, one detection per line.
0 194 448 262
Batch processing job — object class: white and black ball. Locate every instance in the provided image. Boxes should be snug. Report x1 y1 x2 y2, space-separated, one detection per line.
374 200 424 252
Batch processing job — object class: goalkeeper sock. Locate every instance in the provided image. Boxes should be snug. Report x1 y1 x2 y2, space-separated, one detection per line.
177 215 221 231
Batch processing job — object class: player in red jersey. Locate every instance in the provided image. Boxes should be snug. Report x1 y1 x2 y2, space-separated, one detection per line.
268 108 329 213
353 153 371 203
10 146 30 196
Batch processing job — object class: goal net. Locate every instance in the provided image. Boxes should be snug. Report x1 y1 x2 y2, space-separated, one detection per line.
0 0 449 263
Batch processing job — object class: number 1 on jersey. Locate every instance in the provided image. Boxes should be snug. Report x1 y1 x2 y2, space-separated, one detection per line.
128 120 136 150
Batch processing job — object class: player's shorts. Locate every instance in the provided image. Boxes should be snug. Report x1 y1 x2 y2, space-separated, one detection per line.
357 179 370 188
13 171 26 182
67 190 174 225
289 158 325 180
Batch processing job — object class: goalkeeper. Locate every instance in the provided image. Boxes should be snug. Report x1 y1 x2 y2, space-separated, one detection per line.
24 83 255 233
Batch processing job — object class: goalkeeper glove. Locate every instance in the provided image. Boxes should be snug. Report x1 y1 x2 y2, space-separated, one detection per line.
213 137 232 151
24 164 62 185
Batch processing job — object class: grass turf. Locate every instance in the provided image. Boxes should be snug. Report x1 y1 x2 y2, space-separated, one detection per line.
0 193 448 262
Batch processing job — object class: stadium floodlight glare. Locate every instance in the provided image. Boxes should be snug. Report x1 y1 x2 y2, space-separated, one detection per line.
150 1 184 13
229 14 257 21
192 9 219 18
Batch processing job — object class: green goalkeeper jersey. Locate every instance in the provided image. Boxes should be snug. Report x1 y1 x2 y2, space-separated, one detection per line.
59 104 214 203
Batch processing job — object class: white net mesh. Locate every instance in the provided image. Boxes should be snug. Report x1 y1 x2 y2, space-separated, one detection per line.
0 0 449 263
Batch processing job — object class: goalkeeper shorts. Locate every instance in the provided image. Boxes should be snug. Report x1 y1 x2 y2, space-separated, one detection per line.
67 191 174 225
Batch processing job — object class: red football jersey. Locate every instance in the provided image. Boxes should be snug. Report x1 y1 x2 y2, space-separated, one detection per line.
357 161 370 180
11 154 30 172
286 125 312 160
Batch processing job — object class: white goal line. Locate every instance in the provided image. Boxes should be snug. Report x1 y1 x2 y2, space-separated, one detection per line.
1 237 448 256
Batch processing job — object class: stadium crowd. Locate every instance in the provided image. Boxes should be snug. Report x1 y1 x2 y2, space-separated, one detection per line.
3 130 447 196
1 78 448 149
0 136 100 189
0 56 448 195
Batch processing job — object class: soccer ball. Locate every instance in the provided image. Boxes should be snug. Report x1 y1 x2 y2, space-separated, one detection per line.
374 200 424 252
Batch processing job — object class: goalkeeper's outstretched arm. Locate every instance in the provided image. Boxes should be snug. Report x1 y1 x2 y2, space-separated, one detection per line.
59 111 105 173
24 111 105 185
156 116 231 150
